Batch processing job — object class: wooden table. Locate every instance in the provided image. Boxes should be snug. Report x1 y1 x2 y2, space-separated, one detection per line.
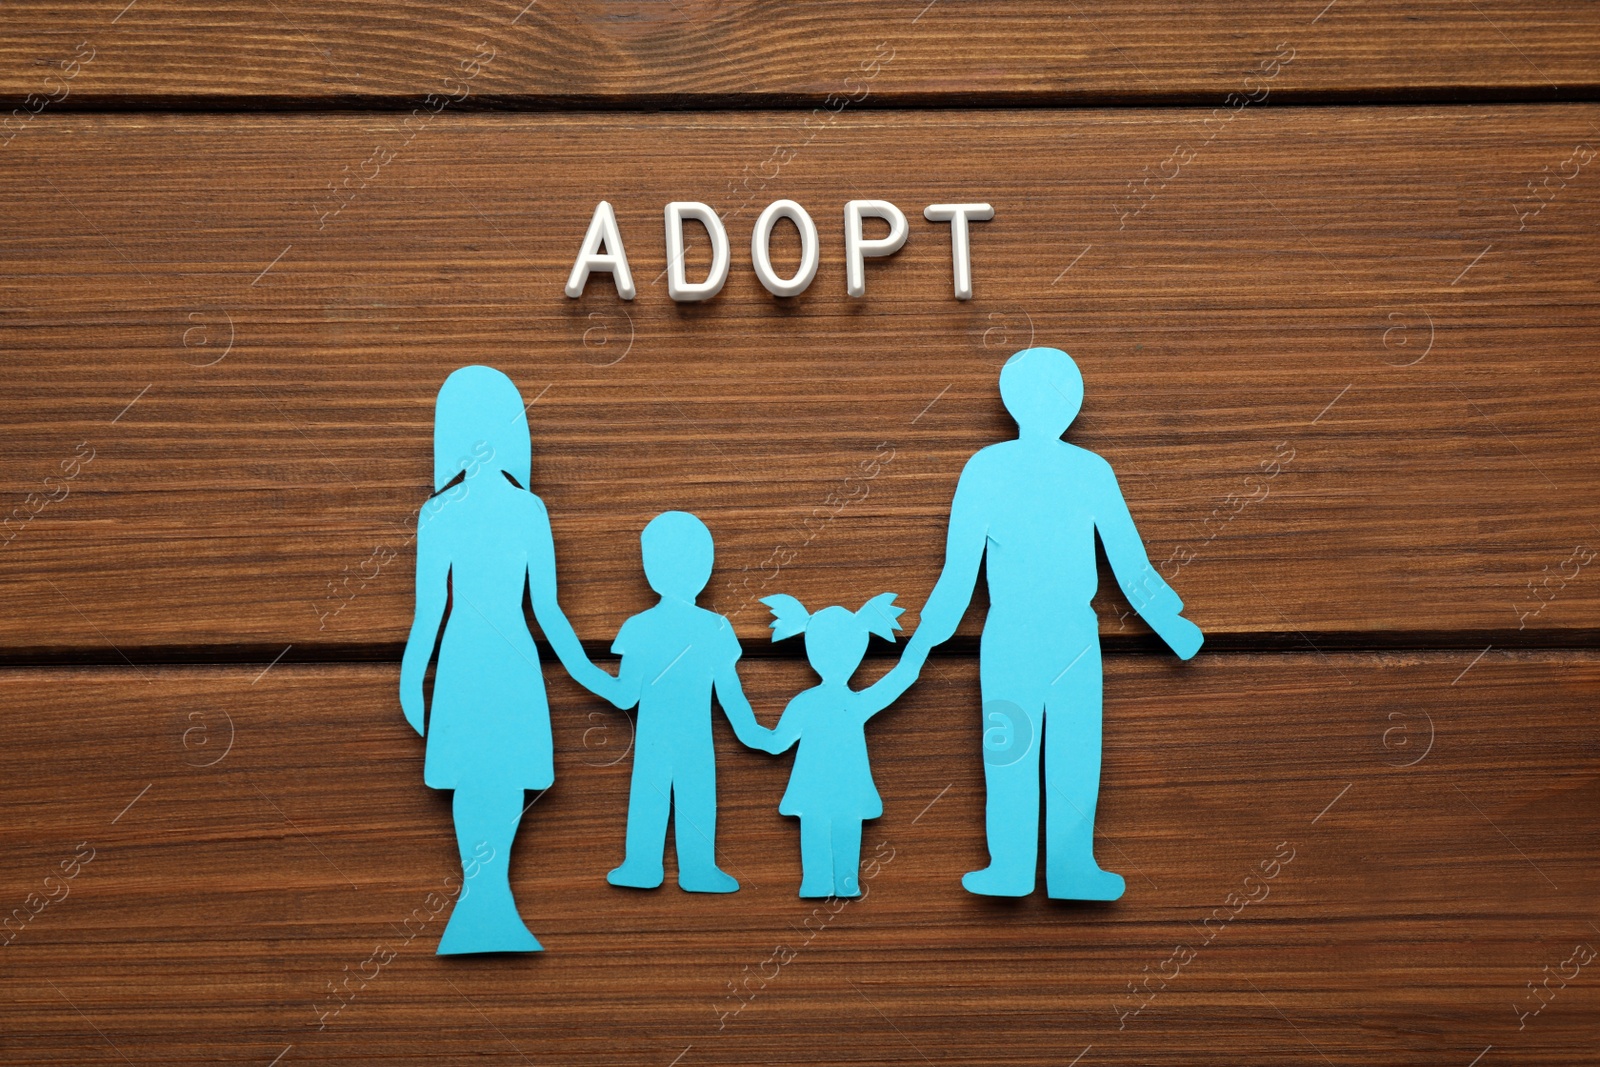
2 4 1597 1065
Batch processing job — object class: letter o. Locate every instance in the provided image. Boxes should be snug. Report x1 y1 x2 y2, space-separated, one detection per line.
750 199 819 298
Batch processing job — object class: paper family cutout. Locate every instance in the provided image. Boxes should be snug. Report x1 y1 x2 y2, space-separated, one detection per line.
400 349 1202 954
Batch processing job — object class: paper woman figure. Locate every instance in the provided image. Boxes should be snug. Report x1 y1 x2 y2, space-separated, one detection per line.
598 511 771 893
901 347 1203 901
757 592 922 898
399 365 615 954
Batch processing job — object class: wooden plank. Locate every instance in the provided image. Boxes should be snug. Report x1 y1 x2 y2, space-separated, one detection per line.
1 1 1596 107
2 108 1598 652
0 652 1595 1064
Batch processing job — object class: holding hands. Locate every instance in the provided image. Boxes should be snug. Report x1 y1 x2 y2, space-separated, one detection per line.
747 724 783 754
571 660 623 707
873 639 929 706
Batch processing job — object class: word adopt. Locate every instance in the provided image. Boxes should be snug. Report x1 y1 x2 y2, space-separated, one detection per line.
566 200 993 302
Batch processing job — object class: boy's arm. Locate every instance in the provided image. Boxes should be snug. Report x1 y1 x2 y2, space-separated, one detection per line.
595 616 640 711
526 497 618 698
713 657 772 750
1094 464 1203 660
608 646 642 710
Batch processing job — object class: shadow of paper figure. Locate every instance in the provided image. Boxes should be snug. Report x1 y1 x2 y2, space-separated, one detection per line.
399 365 616 954
598 511 771 893
757 592 922 898
902 347 1203 901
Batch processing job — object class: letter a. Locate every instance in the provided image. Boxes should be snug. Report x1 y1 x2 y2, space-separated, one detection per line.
566 201 636 300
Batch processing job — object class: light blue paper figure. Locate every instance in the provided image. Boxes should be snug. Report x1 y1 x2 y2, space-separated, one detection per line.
902 347 1203 902
596 511 771 893
757 593 922 898
400 365 615 954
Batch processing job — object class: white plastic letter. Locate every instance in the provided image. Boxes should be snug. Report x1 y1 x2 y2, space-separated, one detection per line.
845 199 908 298
665 201 730 302
751 199 819 298
565 201 635 300
924 202 994 300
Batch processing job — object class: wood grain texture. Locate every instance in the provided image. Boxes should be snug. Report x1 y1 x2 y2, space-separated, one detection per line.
3 108 1599 653
5 5 1598 1065
0 652 1595 1065
1 1 1597 106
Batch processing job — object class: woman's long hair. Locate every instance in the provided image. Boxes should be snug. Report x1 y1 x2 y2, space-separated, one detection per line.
432 365 532 492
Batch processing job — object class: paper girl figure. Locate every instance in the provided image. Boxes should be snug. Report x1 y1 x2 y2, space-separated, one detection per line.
757 592 923 898
399 365 615 954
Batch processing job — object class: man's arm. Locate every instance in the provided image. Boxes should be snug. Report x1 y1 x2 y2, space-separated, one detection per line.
906 459 989 657
1093 463 1203 660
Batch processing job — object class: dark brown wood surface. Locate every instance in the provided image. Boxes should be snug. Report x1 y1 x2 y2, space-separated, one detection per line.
1 654 1595 1065
4 109 1599 653
2 1 1598 105
4 7 1599 1067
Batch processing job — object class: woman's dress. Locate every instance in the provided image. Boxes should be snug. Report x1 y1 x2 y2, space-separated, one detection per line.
421 492 555 791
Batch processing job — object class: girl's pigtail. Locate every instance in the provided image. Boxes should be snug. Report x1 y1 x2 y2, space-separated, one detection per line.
762 594 812 642
855 593 904 642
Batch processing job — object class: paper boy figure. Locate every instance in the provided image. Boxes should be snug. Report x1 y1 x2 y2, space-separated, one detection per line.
597 511 771 893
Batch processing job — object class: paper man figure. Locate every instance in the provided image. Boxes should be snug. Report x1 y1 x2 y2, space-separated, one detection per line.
597 511 771 893
758 593 922 898
902 347 1203 901
400 365 615 953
